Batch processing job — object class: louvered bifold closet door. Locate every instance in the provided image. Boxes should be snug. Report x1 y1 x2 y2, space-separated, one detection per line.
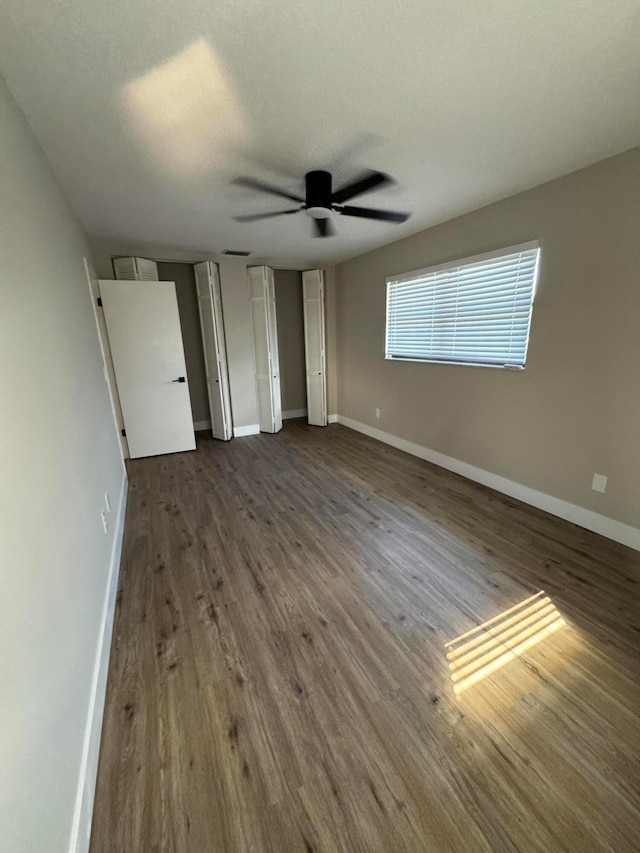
194 261 233 440
265 267 282 432
249 266 282 433
113 257 159 281
302 269 327 426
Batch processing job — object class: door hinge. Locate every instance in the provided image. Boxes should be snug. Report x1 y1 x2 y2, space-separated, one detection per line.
96 297 103 307
121 428 126 437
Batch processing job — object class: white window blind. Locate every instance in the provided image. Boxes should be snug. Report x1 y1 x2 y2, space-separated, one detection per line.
386 242 540 368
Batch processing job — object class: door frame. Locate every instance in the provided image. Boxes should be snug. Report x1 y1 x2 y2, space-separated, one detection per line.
85 258 129 460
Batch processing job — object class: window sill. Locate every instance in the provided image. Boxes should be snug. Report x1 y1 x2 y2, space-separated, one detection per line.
385 356 525 370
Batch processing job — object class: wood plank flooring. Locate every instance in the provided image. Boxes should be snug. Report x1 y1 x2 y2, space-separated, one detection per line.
91 421 640 852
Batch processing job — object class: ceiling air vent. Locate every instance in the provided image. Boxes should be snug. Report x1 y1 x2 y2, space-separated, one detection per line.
222 249 251 256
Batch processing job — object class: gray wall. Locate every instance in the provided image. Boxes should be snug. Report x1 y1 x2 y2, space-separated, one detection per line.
274 269 307 413
157 262 209 425
0 75 125 851
336 149 640 529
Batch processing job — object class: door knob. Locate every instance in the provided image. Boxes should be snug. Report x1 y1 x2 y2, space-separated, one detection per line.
172 376 186 383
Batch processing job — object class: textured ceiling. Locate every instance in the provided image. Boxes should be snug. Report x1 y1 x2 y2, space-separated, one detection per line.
1 0 639 262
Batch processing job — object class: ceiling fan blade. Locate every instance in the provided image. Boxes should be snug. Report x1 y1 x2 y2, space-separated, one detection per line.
233 207 302 222
234 208 300 222
331 170 393 203
232 177 303 203
335 205 410 223
313 217 335 237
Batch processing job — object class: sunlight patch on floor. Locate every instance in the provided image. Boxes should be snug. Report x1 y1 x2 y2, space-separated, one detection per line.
446 591 565 694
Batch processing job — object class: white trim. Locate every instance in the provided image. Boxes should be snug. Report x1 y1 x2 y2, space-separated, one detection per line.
336 415 640 552
383 356 524 370
194 419 211 431
68 472 128 853
282 408 308 419
233 423 260 437
386 239 540 285
328 413 338 424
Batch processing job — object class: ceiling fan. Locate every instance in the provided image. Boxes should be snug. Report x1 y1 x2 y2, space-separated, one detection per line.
232 169 410 237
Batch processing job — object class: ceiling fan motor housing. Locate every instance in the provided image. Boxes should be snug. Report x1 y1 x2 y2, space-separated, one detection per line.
305 170 333 218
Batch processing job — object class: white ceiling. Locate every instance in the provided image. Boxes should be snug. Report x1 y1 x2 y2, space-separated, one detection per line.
1 0 639 263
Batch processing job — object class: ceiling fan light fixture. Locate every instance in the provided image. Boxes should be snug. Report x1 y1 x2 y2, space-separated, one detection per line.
305 206 333 220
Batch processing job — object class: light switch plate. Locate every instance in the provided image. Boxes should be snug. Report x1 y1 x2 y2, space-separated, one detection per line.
591 473 607 493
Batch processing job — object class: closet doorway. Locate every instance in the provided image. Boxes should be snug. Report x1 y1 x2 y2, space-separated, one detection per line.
157 261 232 440
255 266 327 431
96 257 233 458
156 262 210 431
274 269 308 422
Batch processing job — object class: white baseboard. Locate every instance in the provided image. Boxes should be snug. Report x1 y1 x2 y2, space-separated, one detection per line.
233 423 260 437
336 415 640 552
68 472 128 853
193 419 211 432
282 408 308 420
328 413 338 424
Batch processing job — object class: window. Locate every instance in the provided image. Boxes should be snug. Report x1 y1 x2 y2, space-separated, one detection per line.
385 242 540 369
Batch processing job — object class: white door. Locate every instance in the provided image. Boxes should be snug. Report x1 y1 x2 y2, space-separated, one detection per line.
248 266 282 433
303 269 328 426
99 279 196 458
194 262 233 440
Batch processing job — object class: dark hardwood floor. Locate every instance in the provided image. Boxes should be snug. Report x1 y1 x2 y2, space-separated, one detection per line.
91 421 640 852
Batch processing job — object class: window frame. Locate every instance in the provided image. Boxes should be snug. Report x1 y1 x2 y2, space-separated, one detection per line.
384 240 540 370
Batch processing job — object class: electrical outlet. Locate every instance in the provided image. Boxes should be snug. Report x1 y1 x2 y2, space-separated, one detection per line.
591 473 607 493
375 408 380 419
104 490 111 513
101 509 108 533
